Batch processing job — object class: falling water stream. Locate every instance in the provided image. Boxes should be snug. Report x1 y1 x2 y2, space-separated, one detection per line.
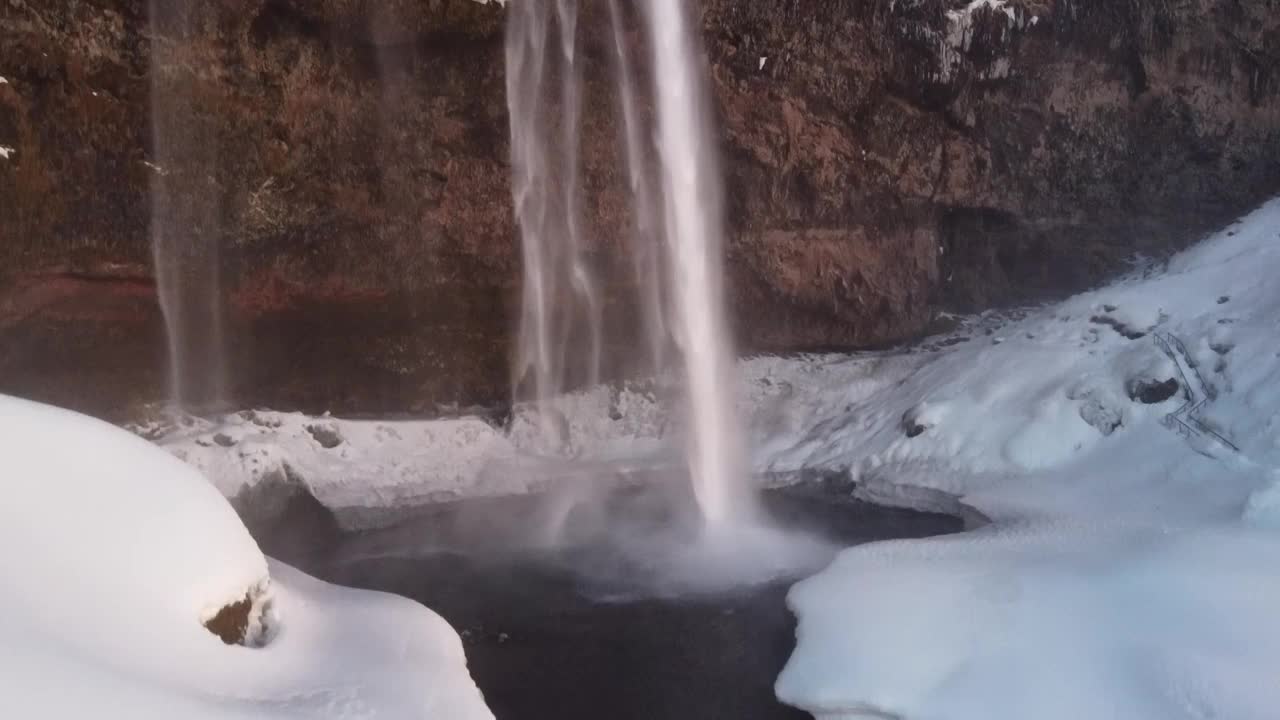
640 0 754 527
506 0 604 454
607 0 668 372
507 0 754 529
148 0 229 413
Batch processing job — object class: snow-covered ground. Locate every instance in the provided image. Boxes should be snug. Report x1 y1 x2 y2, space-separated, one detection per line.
768 200 1280 719
0 394 493 720
134 198 1280 719
134 385 669 530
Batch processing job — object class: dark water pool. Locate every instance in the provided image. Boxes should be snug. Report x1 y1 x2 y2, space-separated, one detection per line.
252 485 960 720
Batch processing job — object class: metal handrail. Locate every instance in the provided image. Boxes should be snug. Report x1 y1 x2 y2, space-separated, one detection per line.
1153 332 1240 454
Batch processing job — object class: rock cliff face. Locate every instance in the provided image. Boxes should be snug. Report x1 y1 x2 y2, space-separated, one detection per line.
1 0 1276 418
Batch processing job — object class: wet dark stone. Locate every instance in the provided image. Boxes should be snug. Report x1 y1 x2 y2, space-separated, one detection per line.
213 432 236 447
901 406 930 438
1127 377 1181 404
305 424 343 449
204 595 252 645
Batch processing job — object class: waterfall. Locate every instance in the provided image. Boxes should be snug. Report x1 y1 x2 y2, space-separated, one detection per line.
506 0 754 527
148 0 229 413
506 0 604 453
639 0 754 527
607 0 668 372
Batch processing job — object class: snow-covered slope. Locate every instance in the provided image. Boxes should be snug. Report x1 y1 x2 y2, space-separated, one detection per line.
0 394 493 720
769 200 1280 719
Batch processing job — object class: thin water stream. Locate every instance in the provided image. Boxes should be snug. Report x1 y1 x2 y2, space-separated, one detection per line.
147 0 230 412
148 0 229 412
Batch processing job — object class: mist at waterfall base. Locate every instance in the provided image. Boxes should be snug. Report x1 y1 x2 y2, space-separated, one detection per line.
502 0 829 594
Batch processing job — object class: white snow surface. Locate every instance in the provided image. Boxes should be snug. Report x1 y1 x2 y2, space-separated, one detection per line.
769 199 1280 719
133 199 1280 718
0 394 492 720
139 386 669 530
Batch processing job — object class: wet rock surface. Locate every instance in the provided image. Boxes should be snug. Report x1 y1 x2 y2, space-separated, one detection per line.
203 595 254 646
2 0 1278 418
1127 376 1181 405
202 581 273 648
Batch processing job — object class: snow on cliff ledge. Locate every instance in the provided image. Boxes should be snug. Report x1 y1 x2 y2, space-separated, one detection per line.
0 394 493 720
137 385 667 531
769 199 1280 720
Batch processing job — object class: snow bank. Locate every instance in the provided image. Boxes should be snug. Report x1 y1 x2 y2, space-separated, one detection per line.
138 384 669 530
770 199 1280 719
142 409 519 527
0 394 492 720
777 523 1280 720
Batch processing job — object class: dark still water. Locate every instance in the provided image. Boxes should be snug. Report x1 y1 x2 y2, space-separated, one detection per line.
253 484 961 720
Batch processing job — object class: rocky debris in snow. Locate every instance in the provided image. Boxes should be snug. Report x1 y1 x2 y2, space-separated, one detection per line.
1091 314 1148 340
1076 394 1123 436
241 410 284 428
901 405 934 438
763 467 857 495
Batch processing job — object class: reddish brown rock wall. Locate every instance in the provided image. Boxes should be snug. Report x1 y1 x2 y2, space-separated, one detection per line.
1 0 1276 418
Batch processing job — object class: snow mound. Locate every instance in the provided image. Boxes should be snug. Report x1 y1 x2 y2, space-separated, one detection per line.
777 523 1280 720
0 394 492 720
768 198 1280 719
